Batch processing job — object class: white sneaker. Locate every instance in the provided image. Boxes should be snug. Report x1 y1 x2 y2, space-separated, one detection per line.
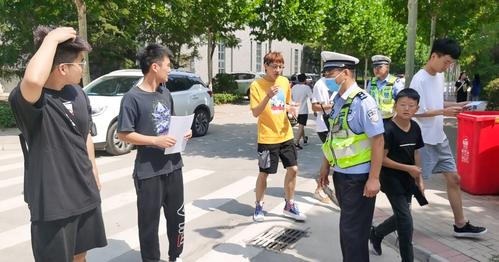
253 202 264 222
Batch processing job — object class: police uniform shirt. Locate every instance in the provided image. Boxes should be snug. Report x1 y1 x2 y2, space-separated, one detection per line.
367 74 404 100
329 83 385 174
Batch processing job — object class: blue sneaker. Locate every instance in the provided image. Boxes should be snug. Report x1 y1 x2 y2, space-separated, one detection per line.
253 202 264 222
283 201 306 221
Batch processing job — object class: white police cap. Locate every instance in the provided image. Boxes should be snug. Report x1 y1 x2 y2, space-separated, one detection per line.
371 55 391 65
321 51 359 70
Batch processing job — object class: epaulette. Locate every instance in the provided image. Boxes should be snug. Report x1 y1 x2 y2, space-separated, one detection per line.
356 90 368 100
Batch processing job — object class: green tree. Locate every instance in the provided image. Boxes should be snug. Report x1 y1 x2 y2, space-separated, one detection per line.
190 0 253 85
322 0 405 85
139 0 202 68
249 0 327 51
0 0 76 78
0 0 144 79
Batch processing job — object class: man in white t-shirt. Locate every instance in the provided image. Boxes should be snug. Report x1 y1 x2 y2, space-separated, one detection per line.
309 52 341 204
410 38 487 238
311 68 338 142
291 73 313 148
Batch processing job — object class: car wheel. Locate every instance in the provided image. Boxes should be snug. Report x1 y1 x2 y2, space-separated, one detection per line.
105 121 133 155
246 88 250 99
192 108 209 137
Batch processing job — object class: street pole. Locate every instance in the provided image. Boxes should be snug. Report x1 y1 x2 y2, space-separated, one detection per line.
405 0 418 88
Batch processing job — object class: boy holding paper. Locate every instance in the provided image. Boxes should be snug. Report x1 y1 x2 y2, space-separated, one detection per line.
117 44 191 262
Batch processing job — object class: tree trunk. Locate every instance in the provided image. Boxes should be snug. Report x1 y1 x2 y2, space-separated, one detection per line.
268 39 272 52
73 0 90 86
405 0 418 88
207 31 216 87
364 56 368 88
429 13 437 51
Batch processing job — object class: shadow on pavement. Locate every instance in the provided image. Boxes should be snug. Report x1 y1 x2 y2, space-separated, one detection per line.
184 123 258 160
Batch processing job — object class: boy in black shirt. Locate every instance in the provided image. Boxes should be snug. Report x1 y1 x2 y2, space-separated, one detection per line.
369 88 425 262
117 44 191 262
8 26 106 262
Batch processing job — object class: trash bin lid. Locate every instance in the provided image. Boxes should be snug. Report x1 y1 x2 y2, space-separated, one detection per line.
457 111 499 122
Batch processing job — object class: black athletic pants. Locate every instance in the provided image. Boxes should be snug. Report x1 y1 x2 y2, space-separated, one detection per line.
374 194 414 262
134 169 184 262
333 172 376 262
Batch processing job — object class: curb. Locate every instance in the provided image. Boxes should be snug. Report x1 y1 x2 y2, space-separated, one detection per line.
382 233 449 262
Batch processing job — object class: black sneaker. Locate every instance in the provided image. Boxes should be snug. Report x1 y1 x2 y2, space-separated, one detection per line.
370 226 383 255
303 136 309 144
453 221 487 238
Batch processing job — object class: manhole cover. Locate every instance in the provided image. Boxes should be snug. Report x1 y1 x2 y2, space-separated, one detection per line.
248 226 308 252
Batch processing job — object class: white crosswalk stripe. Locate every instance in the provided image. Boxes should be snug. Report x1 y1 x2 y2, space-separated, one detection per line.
0 167 215 251
0 152 23 161
87 176 256 261
0 151 320 262
197 194 317 261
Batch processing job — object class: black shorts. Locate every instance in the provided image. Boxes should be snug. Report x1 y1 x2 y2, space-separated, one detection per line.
31 206 107 261
257 139 298 174
297 114 308 126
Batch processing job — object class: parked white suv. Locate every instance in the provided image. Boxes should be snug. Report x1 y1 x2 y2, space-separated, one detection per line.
230 72 264 97
84 69 214 155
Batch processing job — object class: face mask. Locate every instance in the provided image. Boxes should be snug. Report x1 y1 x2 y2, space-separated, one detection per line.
324 71 345 92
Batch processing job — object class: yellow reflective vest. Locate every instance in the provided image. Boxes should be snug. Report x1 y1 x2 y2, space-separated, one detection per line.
322 87 371 168
369 75 397 119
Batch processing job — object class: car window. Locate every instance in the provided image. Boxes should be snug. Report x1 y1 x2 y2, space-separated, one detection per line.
86 76 139 96
165 76 193 92
190 77 206 87
116 77 140 94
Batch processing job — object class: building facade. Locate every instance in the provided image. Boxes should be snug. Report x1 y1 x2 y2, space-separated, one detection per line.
186 28 304 83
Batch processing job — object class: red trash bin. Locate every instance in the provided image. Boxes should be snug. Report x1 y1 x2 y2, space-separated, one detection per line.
456 111 499 195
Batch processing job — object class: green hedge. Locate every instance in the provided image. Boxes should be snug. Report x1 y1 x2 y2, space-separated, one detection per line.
484 78 499 110
0 100 16 128
213 93 244 105
212 73 238 94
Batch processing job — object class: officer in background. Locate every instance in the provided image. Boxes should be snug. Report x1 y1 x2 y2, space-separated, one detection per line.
366 55 404 120
319 52 385 262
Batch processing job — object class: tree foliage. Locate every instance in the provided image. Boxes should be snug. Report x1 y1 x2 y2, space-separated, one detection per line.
322 0 405 80
190 0 253 84
1 0 497 86
249 0 327 50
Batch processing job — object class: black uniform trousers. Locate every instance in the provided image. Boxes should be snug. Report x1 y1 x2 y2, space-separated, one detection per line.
375 194 414 262
134 169 185 262
333 171 376 262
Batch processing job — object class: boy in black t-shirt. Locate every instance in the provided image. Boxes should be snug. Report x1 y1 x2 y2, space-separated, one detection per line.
369 89 425 262
117 44 191 262
8 26 106 262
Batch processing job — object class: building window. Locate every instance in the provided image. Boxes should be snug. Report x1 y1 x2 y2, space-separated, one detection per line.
294 49 299 73
256 42 262 72
218 42 225 73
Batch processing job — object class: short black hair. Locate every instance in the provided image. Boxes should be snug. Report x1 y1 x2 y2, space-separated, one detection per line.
297 73 307 83
395 88 420 104
430 38 461 60
33 26 92 70
137 44 173 74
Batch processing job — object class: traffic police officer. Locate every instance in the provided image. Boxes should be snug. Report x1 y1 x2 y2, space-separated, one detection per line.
366 55 404 120
319 52 385 262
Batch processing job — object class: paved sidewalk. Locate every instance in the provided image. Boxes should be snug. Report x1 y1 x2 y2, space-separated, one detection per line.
373 118 499 262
